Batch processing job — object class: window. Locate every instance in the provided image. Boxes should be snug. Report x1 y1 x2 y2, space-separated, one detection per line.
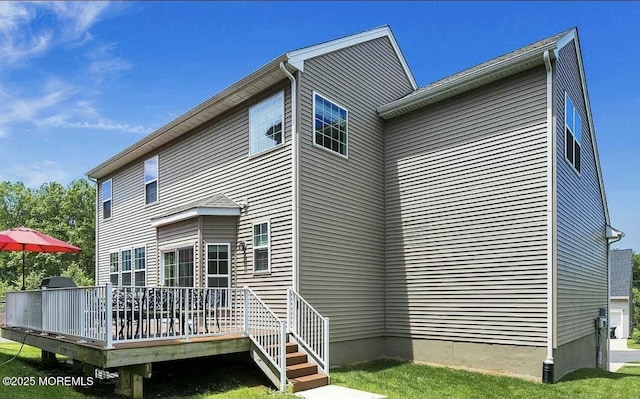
565 93 582 173
109 252 119 285
162 247 194 287
144 156 158 205
249 92 284 155
102 180 112 219
313 93 348 157
207 244 230 288
121 249 132 286
134 247 146 286
253 221 270 273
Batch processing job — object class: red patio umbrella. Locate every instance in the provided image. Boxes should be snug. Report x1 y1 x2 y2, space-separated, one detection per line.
0 227 81 290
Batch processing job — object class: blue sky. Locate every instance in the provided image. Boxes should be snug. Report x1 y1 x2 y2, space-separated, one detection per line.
0 1 638 250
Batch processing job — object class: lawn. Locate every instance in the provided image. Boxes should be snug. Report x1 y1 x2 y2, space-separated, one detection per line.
2 342 640 399
331 359 640 399
627 339 640 350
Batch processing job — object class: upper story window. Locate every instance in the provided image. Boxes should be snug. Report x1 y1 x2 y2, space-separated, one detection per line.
144 156 158 205
313 92 348 157
565 93 582 173
253 221 270 273
249 92 284 155
102 180 112 220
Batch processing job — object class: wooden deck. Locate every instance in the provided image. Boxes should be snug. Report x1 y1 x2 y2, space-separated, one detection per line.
1 326 250 369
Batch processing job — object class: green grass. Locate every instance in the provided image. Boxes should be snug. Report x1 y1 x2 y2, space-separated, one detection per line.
627 331 640 349
331 359 640 399
0 343 296 398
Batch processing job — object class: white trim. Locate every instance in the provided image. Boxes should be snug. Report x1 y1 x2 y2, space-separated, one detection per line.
252 220 271 274
556 29 576 52
101 179 112 221
132 244 147 287
144 155 159 206
311 91 349 159
205 243 231 289
287 26 417 90
543 50 554 367
249 91 286 157
160 245 196 287
563 92 582 176
158 240 197 252
120 248 133 286
150 207 241 228
109 250 119 285
610 296 630 300
570 32 611 225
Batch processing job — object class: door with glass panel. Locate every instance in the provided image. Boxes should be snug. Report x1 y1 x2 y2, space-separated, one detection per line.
162 247 194 287
206 244 230 307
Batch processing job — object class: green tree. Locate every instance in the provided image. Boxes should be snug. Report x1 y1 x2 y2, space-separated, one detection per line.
633 252 640 289
0 179 95 295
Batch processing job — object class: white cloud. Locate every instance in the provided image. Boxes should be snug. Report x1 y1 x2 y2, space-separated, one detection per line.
42 116 151 135
88 43 132 84
0 160 69 188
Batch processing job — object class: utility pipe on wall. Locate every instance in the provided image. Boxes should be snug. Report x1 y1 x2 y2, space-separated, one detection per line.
542 50 555 384
279 62 299 292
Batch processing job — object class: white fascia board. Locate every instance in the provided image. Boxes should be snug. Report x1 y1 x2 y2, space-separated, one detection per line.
150 207 240 228
571 32 611 226
287 26 418 90
610 296 630 300
555 29 577 53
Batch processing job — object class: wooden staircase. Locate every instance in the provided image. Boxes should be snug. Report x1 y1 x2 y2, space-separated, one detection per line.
284 340 329 392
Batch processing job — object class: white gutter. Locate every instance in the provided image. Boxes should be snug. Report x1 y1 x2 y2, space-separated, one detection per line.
543 50 554 373
89 177 99 285
279 62 299 292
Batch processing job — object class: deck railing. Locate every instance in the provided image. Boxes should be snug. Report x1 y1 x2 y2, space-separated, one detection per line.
287 288 330 374
244 287 287 392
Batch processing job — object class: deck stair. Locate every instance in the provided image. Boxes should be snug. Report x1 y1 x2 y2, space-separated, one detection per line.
284 339 329 392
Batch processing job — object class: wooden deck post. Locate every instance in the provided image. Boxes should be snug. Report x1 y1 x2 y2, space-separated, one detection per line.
115 364 151 399
41 350 56 366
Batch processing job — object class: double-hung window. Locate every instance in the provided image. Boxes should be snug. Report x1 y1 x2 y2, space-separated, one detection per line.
144 156 158 205
109 252 119 285
134 247 146 286
249 92 284 155
313 93 348 157
565 93 582 173
102 180 112 219
253 221 270 273
121 249 132 286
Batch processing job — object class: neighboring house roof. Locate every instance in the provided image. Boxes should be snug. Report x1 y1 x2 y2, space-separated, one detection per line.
611 249 633 297
86 26 415 180
150 193 241 227
378 27 612 228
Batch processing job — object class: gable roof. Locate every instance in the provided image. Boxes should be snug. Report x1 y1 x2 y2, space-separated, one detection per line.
610 249 633 297
86 26 415 180
150 193 241 228
378 29 572 118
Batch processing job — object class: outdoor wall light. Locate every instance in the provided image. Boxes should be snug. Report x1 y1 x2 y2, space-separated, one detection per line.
237 241 246 253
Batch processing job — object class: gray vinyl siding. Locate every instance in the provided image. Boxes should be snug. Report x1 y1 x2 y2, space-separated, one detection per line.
202 216 236 287
96 82 293 316
384 66 549 346
157 218 199 285
554 40 607 346
298 37 414 343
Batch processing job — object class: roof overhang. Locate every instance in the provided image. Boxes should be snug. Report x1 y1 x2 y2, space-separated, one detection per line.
87 55 293 180
378 41 559 119
87 26 416 181
150 206 240 228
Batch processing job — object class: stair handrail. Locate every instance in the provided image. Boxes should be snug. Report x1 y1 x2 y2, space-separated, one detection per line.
244 287 287 391
287 288 330 374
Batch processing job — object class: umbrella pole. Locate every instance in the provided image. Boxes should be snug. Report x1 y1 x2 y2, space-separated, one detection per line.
21 244 25 291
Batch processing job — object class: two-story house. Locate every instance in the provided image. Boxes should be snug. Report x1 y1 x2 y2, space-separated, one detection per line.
86 26 620 383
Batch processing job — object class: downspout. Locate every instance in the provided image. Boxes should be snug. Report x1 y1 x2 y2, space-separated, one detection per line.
606 228 625 370
279 62 299 292
543 50 555 383
89 177 99 286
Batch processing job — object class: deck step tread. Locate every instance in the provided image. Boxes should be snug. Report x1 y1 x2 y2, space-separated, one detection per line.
285 351 308 366
290 373 329 392
286 362 318 378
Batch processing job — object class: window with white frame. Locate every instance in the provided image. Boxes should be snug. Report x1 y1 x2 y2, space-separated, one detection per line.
162 247 194 287
121 249 132 286
313 93 348 157
207 244 230 288
109 252 119 285
134 247 146 286
249 92 284 155
565 93 582 173
102 180 112 219
144 156 158 205
253 221 270 273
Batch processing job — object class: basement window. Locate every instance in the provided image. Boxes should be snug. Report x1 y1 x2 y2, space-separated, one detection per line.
564 93 582 173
